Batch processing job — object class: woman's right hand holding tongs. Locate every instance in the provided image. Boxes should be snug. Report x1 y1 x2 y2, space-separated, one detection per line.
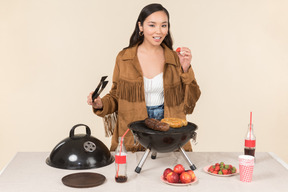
87 92 103 109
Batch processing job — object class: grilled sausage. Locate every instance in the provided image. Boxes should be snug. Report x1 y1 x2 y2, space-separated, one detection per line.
144 118 159 129
144 118 169 131
154 122 170 131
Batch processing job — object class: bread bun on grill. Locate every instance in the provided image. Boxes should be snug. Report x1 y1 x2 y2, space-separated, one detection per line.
160 118 187 128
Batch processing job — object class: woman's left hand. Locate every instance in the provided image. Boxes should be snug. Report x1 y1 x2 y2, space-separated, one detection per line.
176 47 192 72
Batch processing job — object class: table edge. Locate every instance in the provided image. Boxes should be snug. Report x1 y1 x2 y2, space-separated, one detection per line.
268 152 288 170
0 152 17 176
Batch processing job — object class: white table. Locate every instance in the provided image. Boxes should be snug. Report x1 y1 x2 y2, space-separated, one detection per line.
1 152 288 192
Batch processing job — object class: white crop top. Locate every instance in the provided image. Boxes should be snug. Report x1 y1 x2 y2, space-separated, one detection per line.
143 73 164 106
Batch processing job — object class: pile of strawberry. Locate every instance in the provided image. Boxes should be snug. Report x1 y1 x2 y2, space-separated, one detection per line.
208 162 237 175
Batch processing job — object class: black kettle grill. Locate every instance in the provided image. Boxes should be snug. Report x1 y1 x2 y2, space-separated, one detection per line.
128 120 198 173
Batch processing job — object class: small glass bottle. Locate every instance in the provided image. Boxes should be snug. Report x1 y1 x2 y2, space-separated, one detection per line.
115 137 127 183
244 124 256 157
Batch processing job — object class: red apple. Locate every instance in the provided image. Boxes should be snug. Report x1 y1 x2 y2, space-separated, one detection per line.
166 172 179 183
163 168 173 180
180 172 192 183
186 170 196 181
173 164 185 174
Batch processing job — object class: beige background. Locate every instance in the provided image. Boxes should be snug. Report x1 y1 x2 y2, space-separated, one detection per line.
1 0 287 171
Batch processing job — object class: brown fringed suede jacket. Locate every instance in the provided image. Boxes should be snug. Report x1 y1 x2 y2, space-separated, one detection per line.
93 43 201 152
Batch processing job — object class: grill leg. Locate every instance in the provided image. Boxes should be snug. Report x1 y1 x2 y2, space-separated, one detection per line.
179 147 197 170
151 151 157 159
135 148 151 173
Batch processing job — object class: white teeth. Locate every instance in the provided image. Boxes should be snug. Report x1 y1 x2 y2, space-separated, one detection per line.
154 37 161 39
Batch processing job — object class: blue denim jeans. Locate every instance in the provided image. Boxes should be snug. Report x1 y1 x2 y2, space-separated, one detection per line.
146 104 164 120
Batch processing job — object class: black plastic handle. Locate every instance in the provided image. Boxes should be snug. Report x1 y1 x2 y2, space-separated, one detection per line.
190 132 197 138
69 124 91 138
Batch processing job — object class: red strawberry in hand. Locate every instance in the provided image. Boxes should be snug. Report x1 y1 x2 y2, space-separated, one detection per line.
176 47 181 53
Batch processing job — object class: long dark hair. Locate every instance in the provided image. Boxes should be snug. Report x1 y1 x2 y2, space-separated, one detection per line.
125 3 173 50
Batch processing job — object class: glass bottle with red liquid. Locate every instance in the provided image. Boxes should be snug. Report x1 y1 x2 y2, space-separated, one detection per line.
244 112 256 157
115 137 127 183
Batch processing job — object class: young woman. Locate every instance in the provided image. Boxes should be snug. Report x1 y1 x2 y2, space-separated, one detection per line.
87 3 201 151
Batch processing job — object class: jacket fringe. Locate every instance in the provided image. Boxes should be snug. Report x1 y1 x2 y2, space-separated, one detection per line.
102 112 117 137
164 83 184 107
183 83 199 114
117 79 145 102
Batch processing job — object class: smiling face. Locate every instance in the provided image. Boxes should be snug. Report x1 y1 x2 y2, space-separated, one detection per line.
138 11 169 47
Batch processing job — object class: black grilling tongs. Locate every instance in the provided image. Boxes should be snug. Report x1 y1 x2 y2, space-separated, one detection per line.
92 76 108 101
